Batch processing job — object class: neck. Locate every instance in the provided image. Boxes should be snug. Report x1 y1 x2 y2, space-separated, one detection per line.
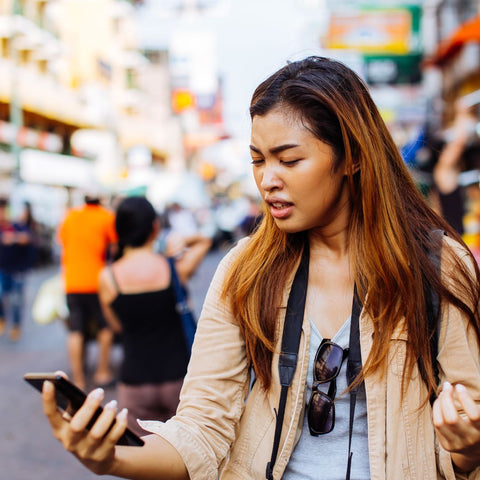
308 188 352 260
308 227 350 261
122 242 154 257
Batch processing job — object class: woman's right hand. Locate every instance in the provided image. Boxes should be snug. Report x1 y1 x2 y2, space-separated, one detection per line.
42 376 128 475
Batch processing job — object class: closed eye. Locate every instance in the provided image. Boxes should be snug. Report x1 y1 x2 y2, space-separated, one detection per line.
281 159 301 166
251 158 264 165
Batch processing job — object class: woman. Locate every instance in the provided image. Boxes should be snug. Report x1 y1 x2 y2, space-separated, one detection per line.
42 57 480 479
97 196 212 435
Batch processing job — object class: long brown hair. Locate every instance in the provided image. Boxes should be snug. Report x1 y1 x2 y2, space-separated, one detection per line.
222 57 480 399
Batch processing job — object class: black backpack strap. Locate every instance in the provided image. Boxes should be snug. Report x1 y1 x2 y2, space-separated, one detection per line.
266 245 309 480
346 285 362 389
425 229 444 404
345 285 362 480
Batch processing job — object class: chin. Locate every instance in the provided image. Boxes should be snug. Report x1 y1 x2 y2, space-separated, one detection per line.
273 219 305 234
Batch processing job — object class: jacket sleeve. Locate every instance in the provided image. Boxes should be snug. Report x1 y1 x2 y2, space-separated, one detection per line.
138 238 252 480
436 239 480 480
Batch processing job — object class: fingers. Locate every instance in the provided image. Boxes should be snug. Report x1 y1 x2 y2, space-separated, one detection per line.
66 388 105 448
433 381 480 454
434 382 480 426
107 407 129 447
76 401 129 459
438 382 460 425
43 381 128 450
87 400 119 446
80 399 118 454
41 377 131 475
42 380 65 431
69 388 105 432
455 384 480 426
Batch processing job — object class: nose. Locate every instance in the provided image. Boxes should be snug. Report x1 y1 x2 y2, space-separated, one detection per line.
259 165 283 192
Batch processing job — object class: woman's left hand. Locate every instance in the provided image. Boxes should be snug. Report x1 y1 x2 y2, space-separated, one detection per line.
433 381 480 471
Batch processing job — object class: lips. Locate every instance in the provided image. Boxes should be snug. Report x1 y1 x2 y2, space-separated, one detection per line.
266 199 293 219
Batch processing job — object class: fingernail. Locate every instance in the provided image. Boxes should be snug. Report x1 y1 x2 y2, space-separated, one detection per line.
43 380 53 393
91 388 104 400
443 381 452 392
456 384 467 393
105 400 117 410
118 408 128 420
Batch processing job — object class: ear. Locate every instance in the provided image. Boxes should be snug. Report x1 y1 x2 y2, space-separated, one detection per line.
151 218 161 236
352 159 360 174
343 159 360 176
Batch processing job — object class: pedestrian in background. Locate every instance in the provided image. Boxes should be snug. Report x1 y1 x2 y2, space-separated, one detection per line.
19 201 40 267
433 100 480 265
57 192 117 390
97 196 212 435
239 195 263 237
433 100 480 235
0 197 32 341
42 57 480 479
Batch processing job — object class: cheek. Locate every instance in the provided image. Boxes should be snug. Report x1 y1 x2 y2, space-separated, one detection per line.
298 172 343 206
298 172 330 197
252 169 263 189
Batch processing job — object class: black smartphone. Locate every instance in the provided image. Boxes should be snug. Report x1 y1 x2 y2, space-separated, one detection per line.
24 372 144 447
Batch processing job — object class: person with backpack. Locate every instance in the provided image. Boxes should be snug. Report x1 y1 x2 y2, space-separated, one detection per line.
41 57 480 479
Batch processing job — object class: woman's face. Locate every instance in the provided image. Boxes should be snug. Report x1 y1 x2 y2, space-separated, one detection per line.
250 109 352 235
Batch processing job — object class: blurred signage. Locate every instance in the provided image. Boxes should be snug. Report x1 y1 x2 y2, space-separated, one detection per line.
169 31 224 133
171 89 196 114
326 9 412 54
169 31 218 96
364 52 422 85
325 6 422 85
0 121 63 153
20 149 94 188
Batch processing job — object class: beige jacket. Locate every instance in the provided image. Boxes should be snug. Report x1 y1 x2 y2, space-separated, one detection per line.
140 237 480 480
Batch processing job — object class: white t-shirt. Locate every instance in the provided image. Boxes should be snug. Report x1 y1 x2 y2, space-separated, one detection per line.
283 317 371 480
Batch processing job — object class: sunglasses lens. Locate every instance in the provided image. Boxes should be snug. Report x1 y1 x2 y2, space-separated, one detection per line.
308 392 334 434
314 343 344 382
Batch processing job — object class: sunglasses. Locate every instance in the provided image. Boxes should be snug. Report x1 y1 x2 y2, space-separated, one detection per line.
307 339 348 436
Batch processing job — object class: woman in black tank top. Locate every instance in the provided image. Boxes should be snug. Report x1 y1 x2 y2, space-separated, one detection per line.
98 196 212 435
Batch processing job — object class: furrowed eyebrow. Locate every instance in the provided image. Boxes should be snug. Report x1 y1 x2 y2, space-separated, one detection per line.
249 143 300 155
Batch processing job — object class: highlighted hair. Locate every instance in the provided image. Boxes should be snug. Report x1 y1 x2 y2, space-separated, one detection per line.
222 57 480 399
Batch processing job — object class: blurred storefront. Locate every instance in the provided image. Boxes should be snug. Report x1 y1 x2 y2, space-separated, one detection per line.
424 12 480 126
0 0 184 229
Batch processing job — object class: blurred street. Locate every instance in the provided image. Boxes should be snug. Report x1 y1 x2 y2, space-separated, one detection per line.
0 0 480 477
0 248 226 480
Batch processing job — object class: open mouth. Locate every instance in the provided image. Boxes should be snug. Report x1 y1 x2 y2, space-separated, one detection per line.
267 200 294 219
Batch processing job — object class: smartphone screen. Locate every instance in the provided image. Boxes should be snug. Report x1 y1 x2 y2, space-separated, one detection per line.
24 372 144 447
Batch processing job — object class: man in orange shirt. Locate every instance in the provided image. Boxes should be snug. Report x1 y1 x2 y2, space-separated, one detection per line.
57 193 117 390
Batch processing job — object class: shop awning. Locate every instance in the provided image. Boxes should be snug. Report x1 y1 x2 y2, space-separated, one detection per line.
426 14 480 67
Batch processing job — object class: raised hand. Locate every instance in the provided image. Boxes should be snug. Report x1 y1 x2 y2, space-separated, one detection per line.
42 373 128 475
433 381 480 472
